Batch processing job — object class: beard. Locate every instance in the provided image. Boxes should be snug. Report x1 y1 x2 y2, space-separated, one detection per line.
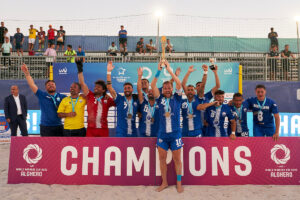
47 88 56 93
124 92 132 97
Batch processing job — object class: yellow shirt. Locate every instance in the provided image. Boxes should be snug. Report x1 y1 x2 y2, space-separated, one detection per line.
29 29 38 39
57 96 86 130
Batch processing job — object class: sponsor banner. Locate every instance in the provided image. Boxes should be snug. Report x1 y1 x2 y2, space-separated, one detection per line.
53 62 239 96
8 137 300 185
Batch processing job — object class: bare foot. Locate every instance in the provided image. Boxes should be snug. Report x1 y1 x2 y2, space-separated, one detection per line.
176 183 184 193
156 183 168 192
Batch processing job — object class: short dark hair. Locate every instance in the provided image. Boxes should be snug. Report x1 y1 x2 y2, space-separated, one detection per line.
141 78 149 83
163 81 172 87
67 44 72 48
150 39 153 42
285 44 289 47
112 42 115 44
140 37 143 40
233 92 243 99
95 80 107 94
214 90 225 96
123 82 133 88
60 26 63 28
187 84 194 88
78 45 82 48
196 81 202 86
72 82 81 90
255 84 266 90
45 80 56 86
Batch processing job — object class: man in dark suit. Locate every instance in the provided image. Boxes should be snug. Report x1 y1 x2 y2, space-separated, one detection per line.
4 85 28 136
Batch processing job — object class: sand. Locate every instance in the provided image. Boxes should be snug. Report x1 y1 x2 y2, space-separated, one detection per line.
0 143 300 200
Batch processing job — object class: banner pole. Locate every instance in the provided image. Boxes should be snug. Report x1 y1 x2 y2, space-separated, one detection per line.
49 64 53 80
239 65 243 94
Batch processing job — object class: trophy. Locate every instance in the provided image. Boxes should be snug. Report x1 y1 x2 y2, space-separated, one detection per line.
161 36 167 64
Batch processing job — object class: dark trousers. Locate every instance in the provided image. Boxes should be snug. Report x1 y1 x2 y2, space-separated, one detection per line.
63 128 86 137
9 115 28 136
2 53 11 66
40 125 64 137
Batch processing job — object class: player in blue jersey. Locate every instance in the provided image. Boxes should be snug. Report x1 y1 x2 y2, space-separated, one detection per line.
151 60 184 193
204 90 237 139
181 65 220 137
106 61 139 137
228 93 249 137
137 67 159 137
244 84 280 141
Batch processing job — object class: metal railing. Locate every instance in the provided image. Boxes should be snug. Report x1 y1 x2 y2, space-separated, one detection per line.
0 54 299 81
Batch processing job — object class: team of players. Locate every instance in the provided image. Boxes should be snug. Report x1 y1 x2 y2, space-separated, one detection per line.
21 60 280 193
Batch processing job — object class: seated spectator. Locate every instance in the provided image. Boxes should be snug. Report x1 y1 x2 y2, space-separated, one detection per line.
281 44 295 81
166 39 174 53
108 42 118 56
268 27 278 51
268 45 279 80
76 46 85 63
136 37 146 54
1 37 12 66
64 44 76 63
146 39 156 54
38 27 46 51
44 43 57 61
13 28 24 56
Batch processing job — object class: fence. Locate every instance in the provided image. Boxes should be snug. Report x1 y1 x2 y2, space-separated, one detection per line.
0 53 299 81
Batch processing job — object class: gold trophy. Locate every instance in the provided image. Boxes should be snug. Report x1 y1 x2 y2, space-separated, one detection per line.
161 36 167 64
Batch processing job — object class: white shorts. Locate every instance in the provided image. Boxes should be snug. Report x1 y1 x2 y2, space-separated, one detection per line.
28 38 36 44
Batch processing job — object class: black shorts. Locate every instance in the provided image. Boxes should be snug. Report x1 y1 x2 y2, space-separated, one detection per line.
15 43 23 50
48 39 55 45
40 125 64 137
57 41 64 45
282 59 290 71
109 52 117 56
63 128 86 137
271 39 278 46
136 47 144 52
119 38 127 44
268 58 278 72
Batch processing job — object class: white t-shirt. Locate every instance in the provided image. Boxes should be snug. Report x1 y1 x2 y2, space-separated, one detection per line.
108 45 118 52
4 32 10 42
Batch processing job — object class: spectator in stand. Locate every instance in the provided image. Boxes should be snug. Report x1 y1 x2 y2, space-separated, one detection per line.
281 44 295 81
118 25 127 56
47 25 56 48
44 43 57 61
136 37 145 54
28 25 38 51
268 27 278 51
108 42 118 56
64 44 76 63
1 37 12 66
0 21 6 49
268 45 279 80
146 39 156 54
166 39 174 53
13 28 24 56
76 46 85 64
56 26 65 51
38 27 46 51
4 28 10 42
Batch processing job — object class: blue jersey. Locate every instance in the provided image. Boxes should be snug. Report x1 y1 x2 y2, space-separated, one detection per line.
138 99 159 137
157 90 182 139
114 94 139 137
205 104 234 137
119 30 127 38
35 89 66 126
245 97 279 128
181 95 203 137
199 90 213 126
228 103 249 135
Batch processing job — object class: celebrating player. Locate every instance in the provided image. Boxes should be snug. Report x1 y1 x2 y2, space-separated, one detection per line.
204 90 236 139
21 63 66 136
107 61 139 137
244 84 280 141
137 67 159 137
151 60 184 193
76 62 115 137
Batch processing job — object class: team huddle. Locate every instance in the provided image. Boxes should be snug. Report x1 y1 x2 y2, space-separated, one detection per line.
20 60 280 193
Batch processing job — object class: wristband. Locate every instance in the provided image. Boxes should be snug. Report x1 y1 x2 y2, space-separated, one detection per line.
177 175 182 182
231 132 236 135
204 71 208 75
107 71 111 75
155 70 161 78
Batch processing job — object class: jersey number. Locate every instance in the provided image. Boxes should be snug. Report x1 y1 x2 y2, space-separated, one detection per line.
176 138 182 147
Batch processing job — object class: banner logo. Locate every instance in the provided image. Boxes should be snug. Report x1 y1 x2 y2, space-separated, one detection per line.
224 68 232 75
58 67 68 75
118 67 126 75
271 144 290 165
23 144 43 164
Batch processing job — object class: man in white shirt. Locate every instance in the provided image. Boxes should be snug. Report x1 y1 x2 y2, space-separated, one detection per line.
1 37 12 66
108 42 118 56
4 85 28 136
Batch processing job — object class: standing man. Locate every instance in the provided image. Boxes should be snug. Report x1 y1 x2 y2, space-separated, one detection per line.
38 27 46 51
4 85 28 136
76 46 85 63
47 25 56 48
76 61 115 137
57 83 87 137
1 37 12 66
118 25 127 56
0 21 7 49
268 45 279 80
56 26 65 51
64 45 76 63
137 67 159 137
28 25 38 51
151 60 184 193
204 90 236 139
281 44 295 81
244 84 280 141
268 27 278 51
13 28 24 56
21 64 66 136
107 61 139 137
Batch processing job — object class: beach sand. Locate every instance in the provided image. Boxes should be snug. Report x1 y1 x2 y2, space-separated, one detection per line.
1 143 299 200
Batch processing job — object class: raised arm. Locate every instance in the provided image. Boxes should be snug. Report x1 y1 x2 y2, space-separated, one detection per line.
182 65 195 95
197 101 218 111
151 62 163 98
211 65 220 95
200 64 208 95
76 63 89 96
106 61 117 99
21 63 38 94
137 67 144 103
165 60 181 90
170 67 181 85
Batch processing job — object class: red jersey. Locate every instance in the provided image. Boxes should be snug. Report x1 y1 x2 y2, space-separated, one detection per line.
86 90 115 128
48 29 55 40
